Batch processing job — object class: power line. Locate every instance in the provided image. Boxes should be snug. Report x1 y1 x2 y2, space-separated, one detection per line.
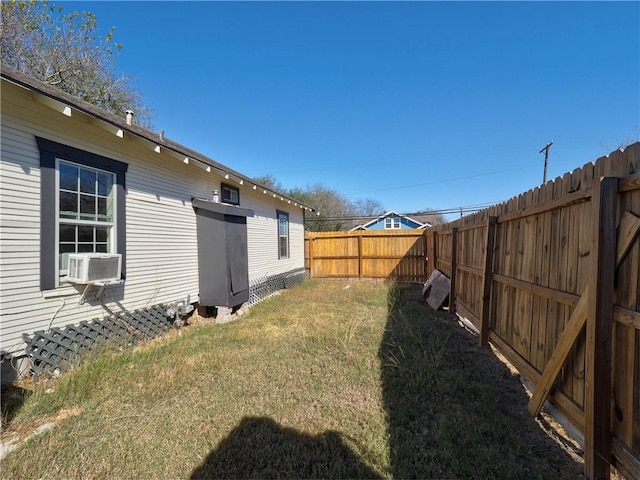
305 202 500 222
344 163 538 196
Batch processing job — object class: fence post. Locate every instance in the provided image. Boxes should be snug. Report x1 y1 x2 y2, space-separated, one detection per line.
479 216 497 345
358 233 363 279
584 177 618 480
450 228 458 314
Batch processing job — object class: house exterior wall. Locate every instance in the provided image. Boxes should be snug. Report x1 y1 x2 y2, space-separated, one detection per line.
366 216 422 230
0 79 305 356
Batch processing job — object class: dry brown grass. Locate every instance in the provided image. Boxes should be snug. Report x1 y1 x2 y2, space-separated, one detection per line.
1 280 583 479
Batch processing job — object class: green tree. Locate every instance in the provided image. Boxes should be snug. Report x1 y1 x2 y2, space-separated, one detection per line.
252 174 386 231
251 174 286 193
1 0 153 126
288 184 355 232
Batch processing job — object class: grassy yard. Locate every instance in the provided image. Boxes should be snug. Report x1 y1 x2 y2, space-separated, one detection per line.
1 279 582 479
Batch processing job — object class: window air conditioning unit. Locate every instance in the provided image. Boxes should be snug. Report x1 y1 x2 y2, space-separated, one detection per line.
66 253 122 284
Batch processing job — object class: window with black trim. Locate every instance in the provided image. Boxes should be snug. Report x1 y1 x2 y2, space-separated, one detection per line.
277 210 289 259
37 137 128 290
221 183 240 205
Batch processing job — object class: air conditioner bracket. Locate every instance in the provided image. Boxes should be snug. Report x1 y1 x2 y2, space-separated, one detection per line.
78 279 124 305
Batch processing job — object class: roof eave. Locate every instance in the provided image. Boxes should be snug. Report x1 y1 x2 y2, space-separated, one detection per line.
1 66 315 212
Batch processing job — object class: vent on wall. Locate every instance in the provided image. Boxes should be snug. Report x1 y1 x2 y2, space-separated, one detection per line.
66 253 122 284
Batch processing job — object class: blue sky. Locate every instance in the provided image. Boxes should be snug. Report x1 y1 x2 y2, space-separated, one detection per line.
62 1 639 219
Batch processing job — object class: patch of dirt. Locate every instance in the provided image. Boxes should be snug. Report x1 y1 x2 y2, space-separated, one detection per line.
1 397 82 460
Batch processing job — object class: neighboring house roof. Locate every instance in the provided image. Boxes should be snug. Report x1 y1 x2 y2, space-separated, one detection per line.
349 211 431 231
409 214 440 225
0 66 315 212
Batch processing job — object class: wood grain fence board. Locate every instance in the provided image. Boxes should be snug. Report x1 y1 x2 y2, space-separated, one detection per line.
544 178 563 374
513 202 526 357
573 164 596 407
522 189 537 365
613 306 640 328
614 197 640 449
611 435 640 480
622 143 639 175
528 207 640 418
511 197 522 351
488 331 584 432
557 174 573 395
528 291 589 418
613 322 636 447
450 228 458 314
619 172 640 192
530 207 545 370
492 274 580 307
496 189 591 224
472 225 484 317
612 207 640 443
503 198 516 348
494 220 507 340
357 234 363 279
606 149 624 177
431 231 437 277
632 186 640 453
634 328 640 452
565 203 582 400
536 181 554 370
515 200 527 357
307 236 313 278
479 216 496 345
457 263 483 276
567 203 588 406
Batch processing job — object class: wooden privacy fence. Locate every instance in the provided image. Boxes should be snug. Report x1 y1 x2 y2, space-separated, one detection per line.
304 230 427 283
425 142 640 480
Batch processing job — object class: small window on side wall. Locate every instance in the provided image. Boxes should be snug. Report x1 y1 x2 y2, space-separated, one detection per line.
221 183 240 205
277 210 289 259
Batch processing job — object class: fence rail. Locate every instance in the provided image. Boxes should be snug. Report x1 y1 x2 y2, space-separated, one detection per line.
426 142 640 480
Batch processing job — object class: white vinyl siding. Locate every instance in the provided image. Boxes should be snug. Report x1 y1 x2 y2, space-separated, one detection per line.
243 191 305 280
0 79 307 355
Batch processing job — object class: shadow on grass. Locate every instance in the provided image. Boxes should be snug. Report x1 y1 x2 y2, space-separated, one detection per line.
190 416 382 479
1 384 30 428
379 283 582 479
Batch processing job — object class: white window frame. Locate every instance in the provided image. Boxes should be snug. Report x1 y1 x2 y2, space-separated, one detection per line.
277 210 289 259
56 159 117 279
385 217 401 229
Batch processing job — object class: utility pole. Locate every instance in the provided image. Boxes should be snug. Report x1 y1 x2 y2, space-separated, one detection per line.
539 141 553 184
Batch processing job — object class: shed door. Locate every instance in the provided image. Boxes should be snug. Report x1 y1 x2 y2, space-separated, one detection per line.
225 215 249 296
